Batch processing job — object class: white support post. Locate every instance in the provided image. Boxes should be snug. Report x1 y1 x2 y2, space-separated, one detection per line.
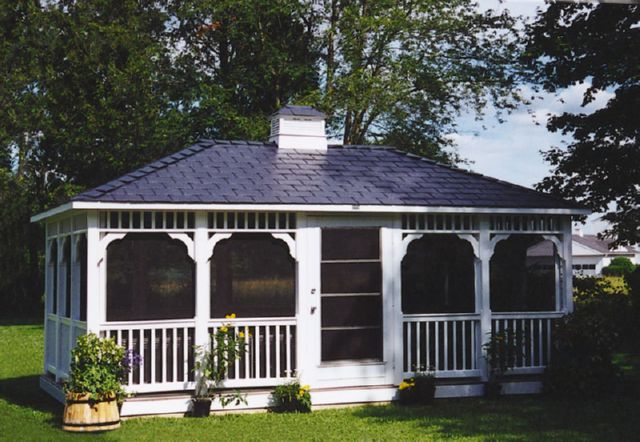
478 216 492 382
381 225 398 384
85 211 101 334
43 225 51 376
390 217 405 385
295 214 320 385
194 212 211 349
563 217 574 313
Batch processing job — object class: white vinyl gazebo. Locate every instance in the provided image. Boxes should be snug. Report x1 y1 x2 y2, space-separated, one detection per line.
32 106 588 416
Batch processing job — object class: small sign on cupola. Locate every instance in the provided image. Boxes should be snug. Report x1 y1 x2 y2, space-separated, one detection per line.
269 105 327 150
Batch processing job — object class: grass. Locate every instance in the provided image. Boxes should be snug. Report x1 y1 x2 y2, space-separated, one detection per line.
1 322 640 441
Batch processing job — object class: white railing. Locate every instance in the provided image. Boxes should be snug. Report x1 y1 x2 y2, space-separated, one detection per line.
99 319 196 393
403 314 481 378
208 317 297 388
491 312 564 373
45 314 86 379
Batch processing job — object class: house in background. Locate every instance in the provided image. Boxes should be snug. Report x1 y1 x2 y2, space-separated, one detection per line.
31 106 588 417
571 229 639 276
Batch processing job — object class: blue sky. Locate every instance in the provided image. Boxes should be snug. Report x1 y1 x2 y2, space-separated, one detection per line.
452 0 612 234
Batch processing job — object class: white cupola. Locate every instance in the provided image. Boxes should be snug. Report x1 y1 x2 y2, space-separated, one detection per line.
269 105 328 150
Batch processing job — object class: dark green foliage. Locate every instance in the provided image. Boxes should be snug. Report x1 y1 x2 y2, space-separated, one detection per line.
397 372 436 406
271 381 311 413
524 3 640 246
603 257 636 277
0 1 525 319
545 278 629 398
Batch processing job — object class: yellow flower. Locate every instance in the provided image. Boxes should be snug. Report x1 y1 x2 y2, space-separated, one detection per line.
225 313 236 319
219 326 228 333
238 331 245 339
298 388 306 397
301 385 310 391
398 380 415 391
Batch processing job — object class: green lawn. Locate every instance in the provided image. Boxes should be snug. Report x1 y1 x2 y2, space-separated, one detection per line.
1 322 640 441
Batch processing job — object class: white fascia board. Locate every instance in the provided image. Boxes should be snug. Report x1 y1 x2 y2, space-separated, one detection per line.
31 200 590 222
30 202 74 223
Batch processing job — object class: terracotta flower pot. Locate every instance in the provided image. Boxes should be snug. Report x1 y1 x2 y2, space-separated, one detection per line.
62 393 120 432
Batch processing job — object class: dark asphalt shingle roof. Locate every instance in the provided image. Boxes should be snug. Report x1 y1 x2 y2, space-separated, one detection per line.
273 105 325 118
72 139 580 209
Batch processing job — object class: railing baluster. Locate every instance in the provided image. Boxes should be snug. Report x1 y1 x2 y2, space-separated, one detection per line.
150 328 156 384
127 329 133 386
435 322 440 371
275 325 281 378
462 321 467 370
285 325 291 378
546 319 552 366
182 327 188 382
160 328 165 383
426 321 430 370
416 321 421 372
255 326 261 378
529 319 534 367
265 325 271 378
443 321 448 371
139 329 146 384
172 328 177 383
406 322 412 372
245 326 251 379
453 321 457 370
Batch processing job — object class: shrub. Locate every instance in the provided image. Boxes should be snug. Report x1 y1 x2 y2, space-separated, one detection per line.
272 381 311 413
397 371 436 405
543 306 620 398
65 333 140 402
603 257 635 276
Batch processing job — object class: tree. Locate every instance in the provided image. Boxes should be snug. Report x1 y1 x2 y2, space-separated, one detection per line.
168 0 321 141
317 0 522 162
524 2 639 246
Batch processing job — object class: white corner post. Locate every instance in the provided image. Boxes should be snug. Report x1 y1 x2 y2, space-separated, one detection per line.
390 217 405 386
194 212 211 349
562 217 574 313
85 211 101 334
478 216 492 382
294 214 320 385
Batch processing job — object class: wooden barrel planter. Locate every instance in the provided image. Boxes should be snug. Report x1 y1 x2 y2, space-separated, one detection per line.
62 393 121 432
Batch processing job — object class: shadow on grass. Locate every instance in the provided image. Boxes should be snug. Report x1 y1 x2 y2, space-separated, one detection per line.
0 317 43 326
0 375 62 425
351 395 640 441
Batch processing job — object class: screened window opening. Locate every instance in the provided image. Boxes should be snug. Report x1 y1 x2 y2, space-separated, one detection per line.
402 234 475 314
490 235 557 312
210 234 295 318
107 233 195 321
78 236 87 321
62 238 72 318
321 228 382 362
49 241 58 314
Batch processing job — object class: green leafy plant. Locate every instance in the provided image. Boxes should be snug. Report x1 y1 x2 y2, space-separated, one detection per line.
603 257 636 277
193 314 248 409
397 370 436 405
483 331 522 398
271 380 311 413
65 333 140 402
544 306 620 398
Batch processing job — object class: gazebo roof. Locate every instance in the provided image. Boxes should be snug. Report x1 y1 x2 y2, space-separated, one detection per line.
70 139 582 210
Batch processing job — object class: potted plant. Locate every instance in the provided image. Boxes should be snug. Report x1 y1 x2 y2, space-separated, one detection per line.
271 380 311 413
62 333 140 432
397 370 436 405
192 314 248 417
483 330 521 399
